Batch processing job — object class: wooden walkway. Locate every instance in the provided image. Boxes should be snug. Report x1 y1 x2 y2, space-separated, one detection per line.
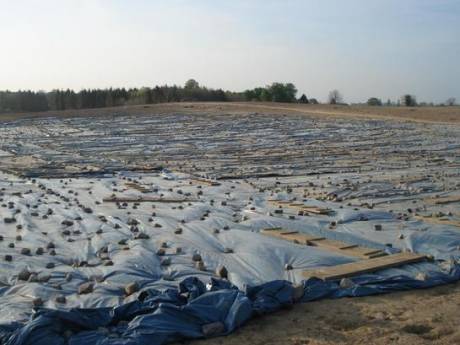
261 228 386 259
103 196 197 203
191 178 221 186
414 215 460 228
425 195 460 205
268 200 333 215
261 228 426 280
302 252 426 280
125 182 151 193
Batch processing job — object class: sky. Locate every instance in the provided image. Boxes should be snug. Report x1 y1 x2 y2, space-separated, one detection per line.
0 0 459 103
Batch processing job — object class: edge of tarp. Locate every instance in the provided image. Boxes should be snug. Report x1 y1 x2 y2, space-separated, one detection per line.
1 261 460 345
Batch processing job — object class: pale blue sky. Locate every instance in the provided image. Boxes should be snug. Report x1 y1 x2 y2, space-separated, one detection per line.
0 0 459 103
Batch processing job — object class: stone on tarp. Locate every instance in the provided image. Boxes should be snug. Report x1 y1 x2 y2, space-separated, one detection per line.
78 282 94 295
55 295 66 304
32 298 43 307
216 265 228 279
195 261 206 271
20 248 31 256
124 282 139 296
17 268 32 281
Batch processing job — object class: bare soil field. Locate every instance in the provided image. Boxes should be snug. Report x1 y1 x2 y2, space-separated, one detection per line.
1 101 459 124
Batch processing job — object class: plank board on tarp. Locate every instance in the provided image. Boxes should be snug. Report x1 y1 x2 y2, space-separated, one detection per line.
302 252 426 280
261 228 386 259
306 238 387 259
260 228 324 244
103 196 197 203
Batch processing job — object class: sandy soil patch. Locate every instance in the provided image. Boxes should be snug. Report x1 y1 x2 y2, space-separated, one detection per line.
183 282 460 345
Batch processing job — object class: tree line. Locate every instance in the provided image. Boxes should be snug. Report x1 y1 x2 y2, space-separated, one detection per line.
244 82 298 103
0 80 456 113
366 95 457 107
0 79 228 113
0 80 312 113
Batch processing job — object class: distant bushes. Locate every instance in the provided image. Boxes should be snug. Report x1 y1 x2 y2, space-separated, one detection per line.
244 83 298 103
401 94 417 107
367 97 383 106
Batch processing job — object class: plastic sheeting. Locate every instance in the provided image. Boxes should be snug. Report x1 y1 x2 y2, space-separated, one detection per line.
2 262 460 345
1 171 460 345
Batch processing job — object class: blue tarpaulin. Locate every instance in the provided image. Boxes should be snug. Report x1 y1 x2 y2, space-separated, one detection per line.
1 172 460 345
2 262 460 345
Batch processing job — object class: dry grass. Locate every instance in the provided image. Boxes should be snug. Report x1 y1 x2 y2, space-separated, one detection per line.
1 102 459 124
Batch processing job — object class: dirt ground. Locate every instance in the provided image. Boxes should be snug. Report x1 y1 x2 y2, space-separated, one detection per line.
1 101 459 124
178 282 460 345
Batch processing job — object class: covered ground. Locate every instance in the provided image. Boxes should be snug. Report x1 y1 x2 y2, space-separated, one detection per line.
0 103 459 344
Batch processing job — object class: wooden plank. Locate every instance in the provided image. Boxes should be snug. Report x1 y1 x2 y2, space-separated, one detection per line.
268 200 333 215
289 203 305 207
260 229 323 244
191 178 221 186
414 215 460 228
366 251 389 259
306 238 386 259
103 196 197 203
125 182 151 193
362 248 386 256
303 252 426 280
433 196 460 205
262 228 386 259
424 195 460 205
301 206 333 215
339 244 359 250
386 176 429 185
268 200 294 205
307 238 348 250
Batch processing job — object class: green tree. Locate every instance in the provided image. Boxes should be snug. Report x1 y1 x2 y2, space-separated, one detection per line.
260 88 272 101
184 79 199 89
401 94 417 107
367 97 382 106
268 82 297 102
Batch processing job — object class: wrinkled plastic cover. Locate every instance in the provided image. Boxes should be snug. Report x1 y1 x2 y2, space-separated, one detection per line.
0 171 459 344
